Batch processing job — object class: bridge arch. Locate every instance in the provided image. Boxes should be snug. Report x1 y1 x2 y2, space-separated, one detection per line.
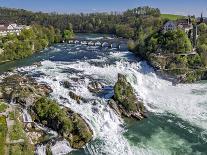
118 43 127 50
102 42 110 47
88 41 95 46
95 41 101 46
111 43 118 48
74 40 80 44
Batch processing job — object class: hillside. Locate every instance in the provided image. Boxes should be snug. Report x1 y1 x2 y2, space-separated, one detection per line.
161 14 185 20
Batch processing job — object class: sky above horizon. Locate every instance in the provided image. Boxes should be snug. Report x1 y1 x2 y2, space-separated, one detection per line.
0 0 206 17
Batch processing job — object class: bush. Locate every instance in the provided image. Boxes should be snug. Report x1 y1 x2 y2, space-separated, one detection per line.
0 102 8 113
0 116 7 155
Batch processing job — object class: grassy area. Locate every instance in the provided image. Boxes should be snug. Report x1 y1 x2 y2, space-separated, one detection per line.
9 111 15 120
161 14 185 20
0 115 7 155
9 110 25 140
9 140 34 155
8 110 34 155
0 102 8 113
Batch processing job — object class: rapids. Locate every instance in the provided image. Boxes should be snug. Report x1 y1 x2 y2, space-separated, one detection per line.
1 34 207 155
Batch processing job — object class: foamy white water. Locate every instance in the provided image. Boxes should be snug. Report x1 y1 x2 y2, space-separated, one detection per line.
50 140 73 155
16 43 207 155
35 145 46 155
26 60 135 155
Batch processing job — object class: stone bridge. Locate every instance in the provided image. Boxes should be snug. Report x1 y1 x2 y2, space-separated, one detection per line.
67 38 128 50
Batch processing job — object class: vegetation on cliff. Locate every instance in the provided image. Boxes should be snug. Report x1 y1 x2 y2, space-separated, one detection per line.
114 74 138 112
33 97 93 149
110 74 145 120
129 16 207 83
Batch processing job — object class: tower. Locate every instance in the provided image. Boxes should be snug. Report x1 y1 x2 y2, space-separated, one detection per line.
192 24 198 48
200 13 204 23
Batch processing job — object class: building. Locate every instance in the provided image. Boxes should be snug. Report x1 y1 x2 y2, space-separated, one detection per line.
163 17 193 33
163 21 177 32
177 18 193 33
197 13 207 24
163 17 198 48
0 21 29 36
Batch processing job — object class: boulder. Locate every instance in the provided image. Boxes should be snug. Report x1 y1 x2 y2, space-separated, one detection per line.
109 73 146 120
68 91 86 104
87 81 104 93
61 80 72 89
67 113 93 149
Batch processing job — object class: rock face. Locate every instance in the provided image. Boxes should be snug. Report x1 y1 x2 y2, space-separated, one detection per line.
109 73 146 120
0 74 52 107
67 113 93 149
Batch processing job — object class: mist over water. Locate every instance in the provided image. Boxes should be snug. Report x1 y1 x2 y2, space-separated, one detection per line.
2 34 207 155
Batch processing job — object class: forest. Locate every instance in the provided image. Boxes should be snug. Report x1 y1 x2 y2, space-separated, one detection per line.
0 6 162 39
0 24 73 62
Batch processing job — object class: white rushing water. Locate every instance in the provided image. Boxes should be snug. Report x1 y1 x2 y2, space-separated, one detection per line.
18 44 207 155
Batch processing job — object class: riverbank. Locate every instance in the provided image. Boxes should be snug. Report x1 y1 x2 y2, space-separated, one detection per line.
0 24 75 66
131 50 207 83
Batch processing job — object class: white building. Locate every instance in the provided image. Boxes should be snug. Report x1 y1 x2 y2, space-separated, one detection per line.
163 21 177 32
163 18 193 33
0 22 30 36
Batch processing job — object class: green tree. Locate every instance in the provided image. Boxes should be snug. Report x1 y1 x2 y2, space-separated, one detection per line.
115 25 135 38
197 44 207 67
63 29 74 41
198 23 207 34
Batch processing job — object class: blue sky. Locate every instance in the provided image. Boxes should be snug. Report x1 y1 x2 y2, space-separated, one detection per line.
0 0 206 17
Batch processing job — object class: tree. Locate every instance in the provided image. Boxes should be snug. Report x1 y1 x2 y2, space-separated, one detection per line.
158 29 192 53
0 25 61 62
63 29 74 41
198 23 207 34
197 44 207 67
115 25 135 38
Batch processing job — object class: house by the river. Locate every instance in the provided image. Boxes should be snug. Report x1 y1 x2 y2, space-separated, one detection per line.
163 17 193 33
0 21 30 36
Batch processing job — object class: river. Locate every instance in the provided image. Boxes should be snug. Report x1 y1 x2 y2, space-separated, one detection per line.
0 34 207 155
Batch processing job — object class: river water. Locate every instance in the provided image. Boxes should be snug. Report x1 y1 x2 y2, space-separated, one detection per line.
0 34 207 155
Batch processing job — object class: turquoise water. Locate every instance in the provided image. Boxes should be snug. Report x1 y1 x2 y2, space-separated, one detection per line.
124 113 207 155
1 34 207 155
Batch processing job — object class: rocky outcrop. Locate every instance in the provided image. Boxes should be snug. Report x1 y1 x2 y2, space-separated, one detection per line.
0 74 52 107
61 80 72 89
68 91 86 104
87 81 104 93
0 74 93 149
32 97 93 149
67 113 93 149
109 73 146 120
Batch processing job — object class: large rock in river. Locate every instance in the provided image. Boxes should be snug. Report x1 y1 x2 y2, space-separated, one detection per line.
32 97 93 149
87 81 104 93
109 73 146 120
